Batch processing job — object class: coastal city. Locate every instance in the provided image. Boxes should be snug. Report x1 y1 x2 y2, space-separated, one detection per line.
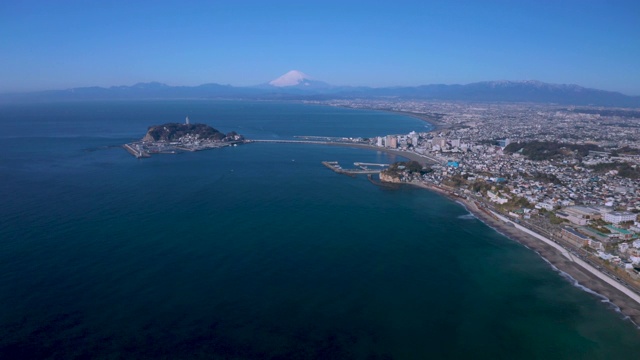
119 99 640 325
7 1 640 357
311 99 640 296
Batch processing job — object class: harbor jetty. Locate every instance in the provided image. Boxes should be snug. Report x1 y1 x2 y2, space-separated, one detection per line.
123 143 150 158
322 161 389 176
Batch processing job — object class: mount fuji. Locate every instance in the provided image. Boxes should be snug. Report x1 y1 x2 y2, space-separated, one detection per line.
266 70 331 89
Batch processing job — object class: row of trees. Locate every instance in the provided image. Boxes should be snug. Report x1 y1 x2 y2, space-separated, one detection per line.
504 140 602 160
589 162 640 179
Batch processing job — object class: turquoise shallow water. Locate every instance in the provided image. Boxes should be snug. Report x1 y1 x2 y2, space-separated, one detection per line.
1 100 640 359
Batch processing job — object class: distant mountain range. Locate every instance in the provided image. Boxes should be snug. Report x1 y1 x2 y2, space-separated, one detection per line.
3 71 639 107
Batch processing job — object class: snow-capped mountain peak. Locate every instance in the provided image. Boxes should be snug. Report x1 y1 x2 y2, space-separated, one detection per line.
268 70 312 87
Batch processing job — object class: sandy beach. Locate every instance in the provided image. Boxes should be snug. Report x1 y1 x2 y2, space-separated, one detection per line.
326 142 439 166
410 181 640 327
382 109 450 132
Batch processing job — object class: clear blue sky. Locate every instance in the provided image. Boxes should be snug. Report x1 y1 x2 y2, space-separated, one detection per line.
1 0 639 94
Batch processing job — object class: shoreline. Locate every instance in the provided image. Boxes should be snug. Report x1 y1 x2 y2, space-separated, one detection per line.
379 109 449 132
407 180 640 327
332 104 447 132
251 114 640 326
352 105 640 324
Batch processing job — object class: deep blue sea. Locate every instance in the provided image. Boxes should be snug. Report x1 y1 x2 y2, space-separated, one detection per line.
1 100 640 359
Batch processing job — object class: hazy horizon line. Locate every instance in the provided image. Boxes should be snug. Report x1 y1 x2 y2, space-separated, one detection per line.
4 78 639 97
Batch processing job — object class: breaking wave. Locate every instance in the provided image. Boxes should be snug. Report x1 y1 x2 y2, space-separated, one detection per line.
541 257 640 329
466 202 640 330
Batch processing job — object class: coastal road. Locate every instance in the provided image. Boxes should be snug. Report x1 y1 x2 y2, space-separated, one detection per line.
490 210 640 306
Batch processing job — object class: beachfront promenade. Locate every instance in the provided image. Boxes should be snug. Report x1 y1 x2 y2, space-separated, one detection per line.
490 210 640 305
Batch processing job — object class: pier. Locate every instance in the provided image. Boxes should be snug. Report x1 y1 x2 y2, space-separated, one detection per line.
123 144 150 158
354 162 389 168
322 161 386 176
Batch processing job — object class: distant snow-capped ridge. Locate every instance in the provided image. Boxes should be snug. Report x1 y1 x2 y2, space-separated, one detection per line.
269 70 311 87
474 80 587 91
4 76 638 107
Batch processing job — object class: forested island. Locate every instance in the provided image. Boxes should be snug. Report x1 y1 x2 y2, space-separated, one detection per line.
142 123 243 142
124 122 246 158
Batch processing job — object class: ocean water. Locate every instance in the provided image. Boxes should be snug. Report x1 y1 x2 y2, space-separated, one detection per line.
1 100 640 359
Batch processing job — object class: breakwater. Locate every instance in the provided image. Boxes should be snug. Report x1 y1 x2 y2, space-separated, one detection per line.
322 161 388 176
122 143 150 158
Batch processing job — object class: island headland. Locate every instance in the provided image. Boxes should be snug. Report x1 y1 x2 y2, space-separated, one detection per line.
123 118 246 158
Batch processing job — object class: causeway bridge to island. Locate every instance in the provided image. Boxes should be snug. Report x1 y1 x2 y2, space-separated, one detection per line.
251 139 336 145
250 139 443 166
123 137 443 165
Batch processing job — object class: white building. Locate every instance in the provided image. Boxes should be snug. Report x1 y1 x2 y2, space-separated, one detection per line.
487 191 508 205
598 251 611 260
590 240 604 251
411 134 419 147
556 211 587 225
386 135 398 149
535 202 554 211
432 137 446 148
604 211 637 224
619 242 630 253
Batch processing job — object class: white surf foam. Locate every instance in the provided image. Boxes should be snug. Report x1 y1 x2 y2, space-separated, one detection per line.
467 206 640 329
541 256 639 329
